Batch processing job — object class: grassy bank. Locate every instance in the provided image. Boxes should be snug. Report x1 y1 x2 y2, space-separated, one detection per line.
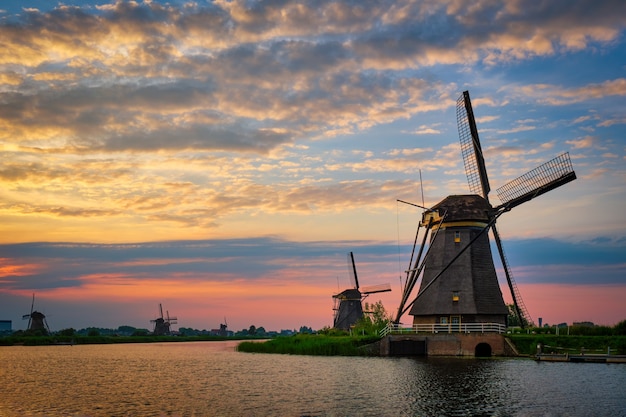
507 334 626 356
237 334 380 356
237 334 626 357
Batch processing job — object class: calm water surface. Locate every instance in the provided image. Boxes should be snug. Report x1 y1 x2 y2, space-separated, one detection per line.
1 341 625 416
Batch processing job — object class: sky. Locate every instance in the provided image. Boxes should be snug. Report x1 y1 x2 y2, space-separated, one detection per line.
1 0 625 333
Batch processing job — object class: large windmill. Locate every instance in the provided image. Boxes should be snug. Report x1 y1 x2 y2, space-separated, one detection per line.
333 252 391 330
151 303 177 336
22 293 50 334
394 91 576 329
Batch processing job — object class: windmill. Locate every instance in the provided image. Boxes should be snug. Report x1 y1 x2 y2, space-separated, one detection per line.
151 303 178 336
394 90 576 329
333 252 391 330
219 317 228 337
22 293 50 334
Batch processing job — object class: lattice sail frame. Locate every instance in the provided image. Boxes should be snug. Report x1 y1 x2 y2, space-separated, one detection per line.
361 283 392 295
496 152 576 210
457 91 490 199
347 252 359 289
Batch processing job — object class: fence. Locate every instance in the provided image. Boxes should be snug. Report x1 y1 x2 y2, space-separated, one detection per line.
380 322 507 337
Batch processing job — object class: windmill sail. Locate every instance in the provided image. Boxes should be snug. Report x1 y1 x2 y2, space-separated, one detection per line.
495 152 576 210
457 90 490 199
348 251 359 289
361 283 391 295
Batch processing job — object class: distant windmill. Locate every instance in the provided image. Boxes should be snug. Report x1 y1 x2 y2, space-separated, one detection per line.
394 90 576 329
219 317 228 337
333 252 391 330
22 293 50 334
151 303 177 336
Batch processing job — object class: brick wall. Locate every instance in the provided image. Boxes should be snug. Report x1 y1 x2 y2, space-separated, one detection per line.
382 333 509 356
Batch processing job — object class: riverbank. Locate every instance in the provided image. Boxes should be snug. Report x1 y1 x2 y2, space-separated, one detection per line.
4 332 625 359
0 334 261 346
236 333 626 357
507 334 626 356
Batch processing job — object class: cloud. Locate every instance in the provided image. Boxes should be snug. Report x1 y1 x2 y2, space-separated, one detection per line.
1 234 624 329
0 0 624 266
510 78 626 106
2 235 623 293
566 136 596 149
2 0 624 154
407 125 442 135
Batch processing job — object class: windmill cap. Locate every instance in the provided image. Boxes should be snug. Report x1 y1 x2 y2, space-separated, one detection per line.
431 194 492 222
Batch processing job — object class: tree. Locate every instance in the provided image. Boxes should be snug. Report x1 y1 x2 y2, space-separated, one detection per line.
506 304 521 327
367 301 392 330
353 301 391 336
58 328 76 337
299 326 313 334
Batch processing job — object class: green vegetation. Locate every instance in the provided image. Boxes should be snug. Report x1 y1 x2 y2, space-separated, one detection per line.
238 318 626 357
238 301 391 355
508 319 626 355
237 334 381 356
237 332 626 357
508 334 626 355
507 304 530 328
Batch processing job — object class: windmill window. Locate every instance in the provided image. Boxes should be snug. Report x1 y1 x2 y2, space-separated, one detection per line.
454 231 461 243
452 291 460 302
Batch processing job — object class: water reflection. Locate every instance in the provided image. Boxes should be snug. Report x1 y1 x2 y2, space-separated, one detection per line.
396 358 510 416
1 342 624 416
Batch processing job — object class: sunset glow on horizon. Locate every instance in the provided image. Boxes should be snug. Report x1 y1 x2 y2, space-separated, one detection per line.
1 0 624 332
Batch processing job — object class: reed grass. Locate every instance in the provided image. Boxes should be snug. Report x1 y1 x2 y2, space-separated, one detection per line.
236 334 380 356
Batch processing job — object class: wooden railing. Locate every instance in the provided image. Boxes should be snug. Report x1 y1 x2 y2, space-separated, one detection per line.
379 322 506 337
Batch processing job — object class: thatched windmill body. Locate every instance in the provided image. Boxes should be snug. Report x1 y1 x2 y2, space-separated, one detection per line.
395 91 576 329
22 293 50 334
333 252 391 330
151 303 177 336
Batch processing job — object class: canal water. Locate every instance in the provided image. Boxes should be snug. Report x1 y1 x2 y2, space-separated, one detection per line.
1 341 625 416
